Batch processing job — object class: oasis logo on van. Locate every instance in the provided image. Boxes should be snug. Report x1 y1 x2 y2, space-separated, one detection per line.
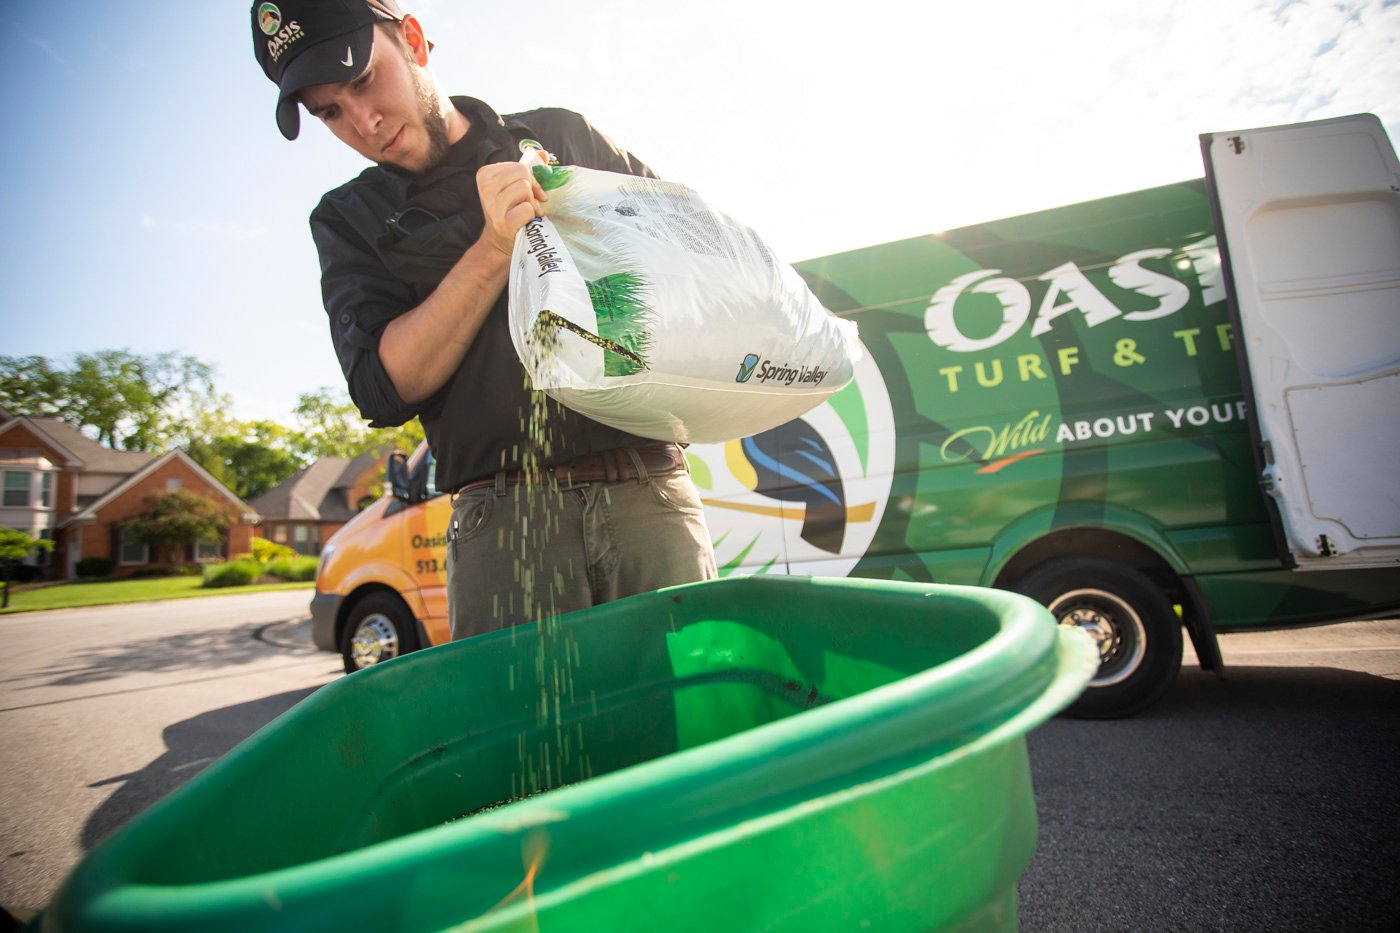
926 236 1222 353
924 236 1226 394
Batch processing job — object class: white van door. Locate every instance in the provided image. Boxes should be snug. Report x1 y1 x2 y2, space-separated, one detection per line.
1203 113 1400 570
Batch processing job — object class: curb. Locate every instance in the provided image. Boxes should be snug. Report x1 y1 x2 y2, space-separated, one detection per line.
258 616 320 651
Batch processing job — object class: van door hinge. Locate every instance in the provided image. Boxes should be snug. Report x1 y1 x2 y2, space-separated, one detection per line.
1228 136 1246 155
1260 465 1282 498
1316 535 1337 557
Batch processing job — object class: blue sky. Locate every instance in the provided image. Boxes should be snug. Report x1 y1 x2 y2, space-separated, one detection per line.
2 1 1397 425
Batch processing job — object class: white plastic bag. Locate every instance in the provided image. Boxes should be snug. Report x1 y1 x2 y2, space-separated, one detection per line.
507 155 860 444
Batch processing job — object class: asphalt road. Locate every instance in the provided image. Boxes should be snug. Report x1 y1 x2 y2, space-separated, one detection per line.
1020 620 1400 931
2 594 1397 930
0 590 340 916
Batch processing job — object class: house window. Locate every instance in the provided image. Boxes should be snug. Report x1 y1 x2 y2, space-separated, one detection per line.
271 524 287 544
3 471 28 507
166 477 182 493
119 527 149 566
40 472 53 509
195 538 221 562
292 524 318 556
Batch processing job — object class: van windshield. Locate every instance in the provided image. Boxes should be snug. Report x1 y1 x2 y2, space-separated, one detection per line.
425 450 439 498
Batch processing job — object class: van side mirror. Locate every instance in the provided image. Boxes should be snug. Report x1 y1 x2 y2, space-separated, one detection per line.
387 451 411 501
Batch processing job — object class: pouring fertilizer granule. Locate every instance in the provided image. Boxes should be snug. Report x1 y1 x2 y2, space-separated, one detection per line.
508 149 861 444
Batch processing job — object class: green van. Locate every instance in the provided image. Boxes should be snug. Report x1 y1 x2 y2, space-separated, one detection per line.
314 113 1400 717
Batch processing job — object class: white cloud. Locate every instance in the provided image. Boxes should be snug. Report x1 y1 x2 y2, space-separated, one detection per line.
19 28 70 70
551 0 1400 260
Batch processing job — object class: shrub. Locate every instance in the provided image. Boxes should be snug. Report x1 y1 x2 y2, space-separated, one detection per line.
130 565 191 579
76 557 114 578
265 556 319 582
202 559 263 588
251 537 297 564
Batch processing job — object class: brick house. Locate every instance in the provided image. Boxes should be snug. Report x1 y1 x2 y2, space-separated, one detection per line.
0 406 259 579
249 450 384 556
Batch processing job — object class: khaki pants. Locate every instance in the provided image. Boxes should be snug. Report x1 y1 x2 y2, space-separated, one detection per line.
445 468 717 640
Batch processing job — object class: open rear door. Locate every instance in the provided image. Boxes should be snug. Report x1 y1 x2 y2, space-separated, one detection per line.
1202 114 1400 571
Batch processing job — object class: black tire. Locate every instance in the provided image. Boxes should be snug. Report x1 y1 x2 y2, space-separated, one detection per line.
340 592 421 674
1011 557 1182 719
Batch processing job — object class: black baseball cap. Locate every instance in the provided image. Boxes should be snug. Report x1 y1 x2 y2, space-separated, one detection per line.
251 0 410 140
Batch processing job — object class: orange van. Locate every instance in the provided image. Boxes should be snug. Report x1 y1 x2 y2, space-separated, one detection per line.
310 446 451 671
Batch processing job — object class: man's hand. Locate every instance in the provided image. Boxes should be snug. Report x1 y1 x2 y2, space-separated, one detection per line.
478 161 548 256
378 156 549 406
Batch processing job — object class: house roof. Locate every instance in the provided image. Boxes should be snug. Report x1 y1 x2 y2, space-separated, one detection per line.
63 449 258 528
337 449 381 488
0 411 127 467
249 449 385 523
17 417 153 473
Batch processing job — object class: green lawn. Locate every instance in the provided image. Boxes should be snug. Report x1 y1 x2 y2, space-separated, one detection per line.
0 576 313 614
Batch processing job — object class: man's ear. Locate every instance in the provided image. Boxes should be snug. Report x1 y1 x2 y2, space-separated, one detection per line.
400 15 431 66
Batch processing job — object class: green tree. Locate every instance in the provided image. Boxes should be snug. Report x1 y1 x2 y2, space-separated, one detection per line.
163 381 239 454
0 350 219 451
379 416 426 456
191 425 306 501
291 388 372 459
292 387 424 460
0 356 66 418
68 350 218 450
220 438 303 501
0 529 54 609
122 491 227 567
183 437 237 492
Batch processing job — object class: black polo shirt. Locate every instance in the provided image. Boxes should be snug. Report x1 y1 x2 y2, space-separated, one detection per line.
310 97 659 491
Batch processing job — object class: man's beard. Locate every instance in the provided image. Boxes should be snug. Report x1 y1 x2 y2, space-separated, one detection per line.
416 79 451 172
384 60 451 173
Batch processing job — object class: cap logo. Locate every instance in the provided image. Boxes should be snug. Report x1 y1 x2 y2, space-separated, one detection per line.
265 16 305 64
257 3 282 36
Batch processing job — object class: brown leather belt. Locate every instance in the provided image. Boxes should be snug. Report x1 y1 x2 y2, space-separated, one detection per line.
451 444 685 497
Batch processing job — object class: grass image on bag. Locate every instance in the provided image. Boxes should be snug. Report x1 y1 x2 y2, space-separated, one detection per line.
509 160 860 444
588 271 654 377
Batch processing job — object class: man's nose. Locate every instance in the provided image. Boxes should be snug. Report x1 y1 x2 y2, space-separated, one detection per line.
344 98 381 137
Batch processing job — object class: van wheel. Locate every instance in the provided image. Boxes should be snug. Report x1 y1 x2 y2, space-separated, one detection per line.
341 593 421 674
1012 558 1182 719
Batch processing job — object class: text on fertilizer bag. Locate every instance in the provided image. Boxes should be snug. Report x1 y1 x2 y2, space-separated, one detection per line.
738 355 830 387
525 221 563 277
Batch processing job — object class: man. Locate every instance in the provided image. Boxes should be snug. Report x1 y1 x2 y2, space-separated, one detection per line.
251 0 716 639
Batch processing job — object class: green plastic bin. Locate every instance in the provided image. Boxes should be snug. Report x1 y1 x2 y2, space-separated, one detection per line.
41 576 1096 932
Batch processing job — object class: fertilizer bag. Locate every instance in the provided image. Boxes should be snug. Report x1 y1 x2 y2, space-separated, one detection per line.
507 157 860 444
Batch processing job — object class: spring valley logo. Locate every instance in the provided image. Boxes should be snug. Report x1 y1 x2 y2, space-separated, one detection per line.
735 352 831 387
689 345 895 578
257 3 282 36
735 353 759 383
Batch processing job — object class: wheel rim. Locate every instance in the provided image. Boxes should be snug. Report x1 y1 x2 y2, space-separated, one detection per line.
1047 588 1147 687
349 613 400 669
